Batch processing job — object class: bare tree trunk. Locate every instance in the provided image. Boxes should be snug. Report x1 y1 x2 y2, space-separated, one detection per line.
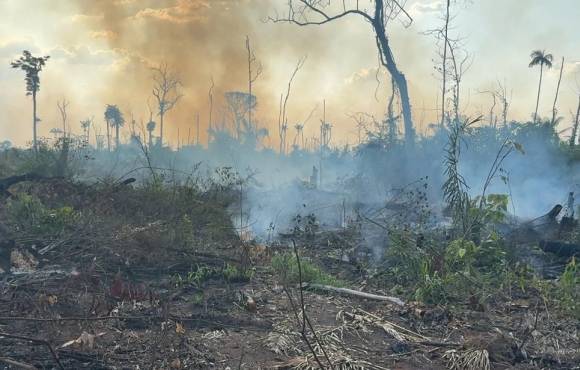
57 99 70 139
247 37 253 135
373 11 414 145
551 57 564 125
196 112 200 146
570 95 580 147
387 77 397 144
32 91 37 152
500 82 509 126
152 63 182 148
440 0 451 127
534 64 544 123
148 130 153 149
208 77 214 145
489 94 497 127
159 113 164 147
278 94 283 154
106 120 111 152
115 125 120 150
272 0 414 144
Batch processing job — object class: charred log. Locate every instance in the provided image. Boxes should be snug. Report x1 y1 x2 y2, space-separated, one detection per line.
539 240 579 258
0 225 13 274
0 173 44 197
119 178 136 186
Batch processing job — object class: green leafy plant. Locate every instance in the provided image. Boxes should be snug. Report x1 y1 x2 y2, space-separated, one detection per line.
222 263 254 283
443 118 478 234
6 194 78 236
445 238 478 274
171 265 217 288
558 257 578 315
271 252 341 286
470 194 509 226
414 259 447 304
475 232 509 272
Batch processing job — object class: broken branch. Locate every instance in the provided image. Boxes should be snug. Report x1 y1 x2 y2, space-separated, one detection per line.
303 283 405 306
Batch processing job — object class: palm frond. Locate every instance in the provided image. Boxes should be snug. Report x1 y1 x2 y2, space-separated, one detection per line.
528 50 553 68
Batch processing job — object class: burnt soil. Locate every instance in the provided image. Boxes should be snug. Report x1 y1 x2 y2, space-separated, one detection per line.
0 180 578 369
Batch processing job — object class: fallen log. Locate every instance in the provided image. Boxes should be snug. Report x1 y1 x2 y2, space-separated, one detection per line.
0 357 37 370
0 173 44 197
302 283 405 306
0 332 64 370
539 240 580 258
0 225 14 274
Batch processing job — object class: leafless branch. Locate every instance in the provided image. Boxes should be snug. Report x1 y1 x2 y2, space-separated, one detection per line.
151 62 183 145
0 332 64 370
279 56 307 154
57 98 70 137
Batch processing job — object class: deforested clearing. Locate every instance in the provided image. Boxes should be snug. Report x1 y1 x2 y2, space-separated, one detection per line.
0 1 579 369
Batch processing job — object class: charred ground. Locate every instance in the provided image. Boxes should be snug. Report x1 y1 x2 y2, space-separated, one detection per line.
0 140 578 369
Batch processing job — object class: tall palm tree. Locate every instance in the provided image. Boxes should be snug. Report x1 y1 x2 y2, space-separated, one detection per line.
529 50 553 122
11 51 50 152
104 105 124 150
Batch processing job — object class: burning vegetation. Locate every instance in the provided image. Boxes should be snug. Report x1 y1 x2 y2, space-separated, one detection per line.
0 0 579 369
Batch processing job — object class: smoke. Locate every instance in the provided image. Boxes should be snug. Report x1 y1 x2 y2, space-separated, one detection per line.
2 0 579 148
1 0 579 260
70 0 391 147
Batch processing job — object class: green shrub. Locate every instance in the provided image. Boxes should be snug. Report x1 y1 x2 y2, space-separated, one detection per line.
222 263 254 283
445 238 478 274
384 233 514 305
470 194 509 226
413 259 448 304
558 257 579 316
271 252 341 286
171 265 218 288
16 138 85 178
474 232 511 273
6 194 78 236
383 229 430 285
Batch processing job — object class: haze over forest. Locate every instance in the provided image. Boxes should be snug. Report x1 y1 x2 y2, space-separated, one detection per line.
1 0 579 147
0 2 580 368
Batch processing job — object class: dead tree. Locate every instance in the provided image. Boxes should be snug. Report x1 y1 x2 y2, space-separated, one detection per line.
347 112 369 145
246 36 263 138
278 94 287 154
279 57 306 154
446 37 471 124
481 80 513 128
196 112 200 146
440 0 451 127
386 77 399 144
152 63 182 147
551 57 565 125
425 2 472 127
570 95 580 147
496 80 512 126
207 77 215 144
225 91 257 141
477 89 498 127
293 104 317 149
271 0 415 145
57 98 69 138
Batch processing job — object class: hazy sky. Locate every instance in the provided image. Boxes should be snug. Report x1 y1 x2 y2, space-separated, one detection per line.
0 0 578 147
